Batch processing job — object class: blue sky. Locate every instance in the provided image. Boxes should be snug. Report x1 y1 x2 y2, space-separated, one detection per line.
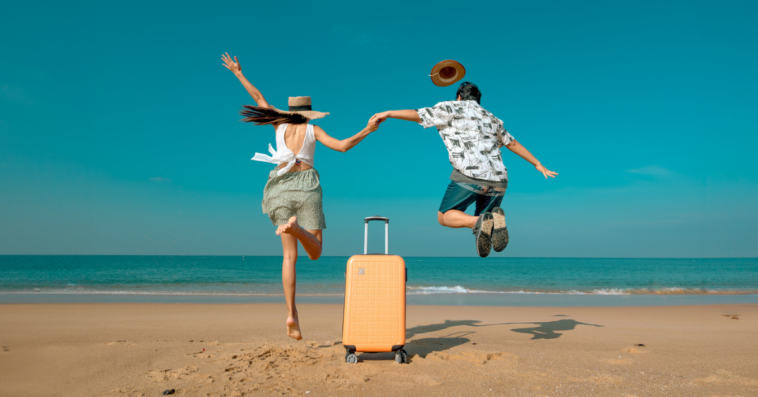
1 0 757 257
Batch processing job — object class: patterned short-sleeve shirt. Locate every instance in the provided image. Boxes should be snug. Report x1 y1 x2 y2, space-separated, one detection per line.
417 100 514 182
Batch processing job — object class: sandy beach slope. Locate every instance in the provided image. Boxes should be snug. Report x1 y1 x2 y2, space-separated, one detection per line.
0 303 756 396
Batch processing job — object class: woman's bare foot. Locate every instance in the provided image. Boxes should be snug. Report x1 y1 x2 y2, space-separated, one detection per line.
276 216 301 236
286 315 302 340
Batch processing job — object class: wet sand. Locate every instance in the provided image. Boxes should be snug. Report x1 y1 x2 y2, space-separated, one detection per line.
0 303 756 396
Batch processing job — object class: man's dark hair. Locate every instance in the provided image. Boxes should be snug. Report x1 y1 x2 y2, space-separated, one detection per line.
456 82 481 104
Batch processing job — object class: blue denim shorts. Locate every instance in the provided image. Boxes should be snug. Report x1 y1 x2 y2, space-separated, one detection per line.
438 181 506 216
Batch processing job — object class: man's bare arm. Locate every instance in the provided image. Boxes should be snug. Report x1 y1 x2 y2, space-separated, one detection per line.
372 110 421 124
505 139 558 179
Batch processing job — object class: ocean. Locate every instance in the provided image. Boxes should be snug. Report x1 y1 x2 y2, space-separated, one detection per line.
1 256 757 306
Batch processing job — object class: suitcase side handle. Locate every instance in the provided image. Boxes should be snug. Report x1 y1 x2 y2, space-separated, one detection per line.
364 216 389 255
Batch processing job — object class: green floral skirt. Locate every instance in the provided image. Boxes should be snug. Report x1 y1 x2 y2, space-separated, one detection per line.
262 168 326 230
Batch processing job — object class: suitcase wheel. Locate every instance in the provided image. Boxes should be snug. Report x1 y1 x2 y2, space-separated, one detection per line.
394 349 408 364
345 352 358 364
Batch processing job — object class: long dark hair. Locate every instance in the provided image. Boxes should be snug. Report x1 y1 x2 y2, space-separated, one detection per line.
240 105 307 125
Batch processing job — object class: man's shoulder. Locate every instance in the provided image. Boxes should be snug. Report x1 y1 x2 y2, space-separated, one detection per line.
475 104 503 124
426 100 459 110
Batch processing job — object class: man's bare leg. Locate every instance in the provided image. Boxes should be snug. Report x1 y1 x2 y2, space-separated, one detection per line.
440 210 493 257
438 210 478 229
280 233 302 340
277 216 322 260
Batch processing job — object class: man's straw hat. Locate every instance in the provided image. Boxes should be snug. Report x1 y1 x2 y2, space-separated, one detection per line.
430 60 466 87
273 96 329 120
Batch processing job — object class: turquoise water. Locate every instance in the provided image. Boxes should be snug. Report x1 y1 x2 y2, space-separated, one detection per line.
1 256 757 306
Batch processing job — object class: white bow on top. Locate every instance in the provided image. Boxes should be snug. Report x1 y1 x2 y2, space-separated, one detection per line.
252 144 298 176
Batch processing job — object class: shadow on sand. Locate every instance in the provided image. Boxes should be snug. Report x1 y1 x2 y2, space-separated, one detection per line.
504 319 603 340
406 320 491 339
358 320 488 361
357 317 603 361
358 332 474 362
397 320 496 360
406 333 473 359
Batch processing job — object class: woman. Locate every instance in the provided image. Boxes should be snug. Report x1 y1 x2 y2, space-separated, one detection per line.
222 53 379 340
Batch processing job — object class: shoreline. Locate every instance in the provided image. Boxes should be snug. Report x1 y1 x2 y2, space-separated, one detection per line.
2 292 757 307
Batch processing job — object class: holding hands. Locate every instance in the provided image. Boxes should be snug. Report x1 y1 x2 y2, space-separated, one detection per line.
367 114 383 133
372 111 390 125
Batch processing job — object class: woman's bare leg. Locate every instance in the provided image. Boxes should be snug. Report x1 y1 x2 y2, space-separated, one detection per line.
280 232 302 340
277 216 323 260
277 216 323 340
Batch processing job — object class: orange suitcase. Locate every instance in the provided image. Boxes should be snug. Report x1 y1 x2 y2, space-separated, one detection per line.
342 216 407 364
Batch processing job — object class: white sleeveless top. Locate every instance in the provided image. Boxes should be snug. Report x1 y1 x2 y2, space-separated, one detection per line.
251 124 316 176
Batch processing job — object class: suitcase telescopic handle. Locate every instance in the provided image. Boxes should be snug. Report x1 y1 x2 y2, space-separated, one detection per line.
364 216 389 255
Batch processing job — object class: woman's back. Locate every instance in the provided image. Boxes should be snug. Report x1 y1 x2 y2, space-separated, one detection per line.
282 123 308 156
277 123 315 172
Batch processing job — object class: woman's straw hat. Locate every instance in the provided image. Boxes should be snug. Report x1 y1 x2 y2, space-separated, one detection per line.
430 60 466 87
273 96 329 120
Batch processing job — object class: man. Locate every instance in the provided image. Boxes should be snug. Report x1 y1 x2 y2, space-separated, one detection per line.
373 82 557 257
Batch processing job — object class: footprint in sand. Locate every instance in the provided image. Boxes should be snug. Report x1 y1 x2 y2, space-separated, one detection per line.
606 358 632 365
696 370 758 386
722 314 739 320
414 375 441 386
592 374 624 384
147 366 200 382
427 351 518 366
209 344 352 391
621 347 648 354
111 386 148 396
2 346 9 352
571 374 623 385
230 344 341 374
147 343 374 396
105 341 131 346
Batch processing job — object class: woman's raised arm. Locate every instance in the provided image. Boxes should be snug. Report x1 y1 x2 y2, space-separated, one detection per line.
314 117 380 153
222 53 271 109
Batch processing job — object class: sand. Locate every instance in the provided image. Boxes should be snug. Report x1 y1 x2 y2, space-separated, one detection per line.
0 303 756 397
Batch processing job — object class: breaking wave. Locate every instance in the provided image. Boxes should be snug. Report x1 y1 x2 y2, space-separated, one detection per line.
0 288 341 297
405 286 758 295
2 286 758 297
